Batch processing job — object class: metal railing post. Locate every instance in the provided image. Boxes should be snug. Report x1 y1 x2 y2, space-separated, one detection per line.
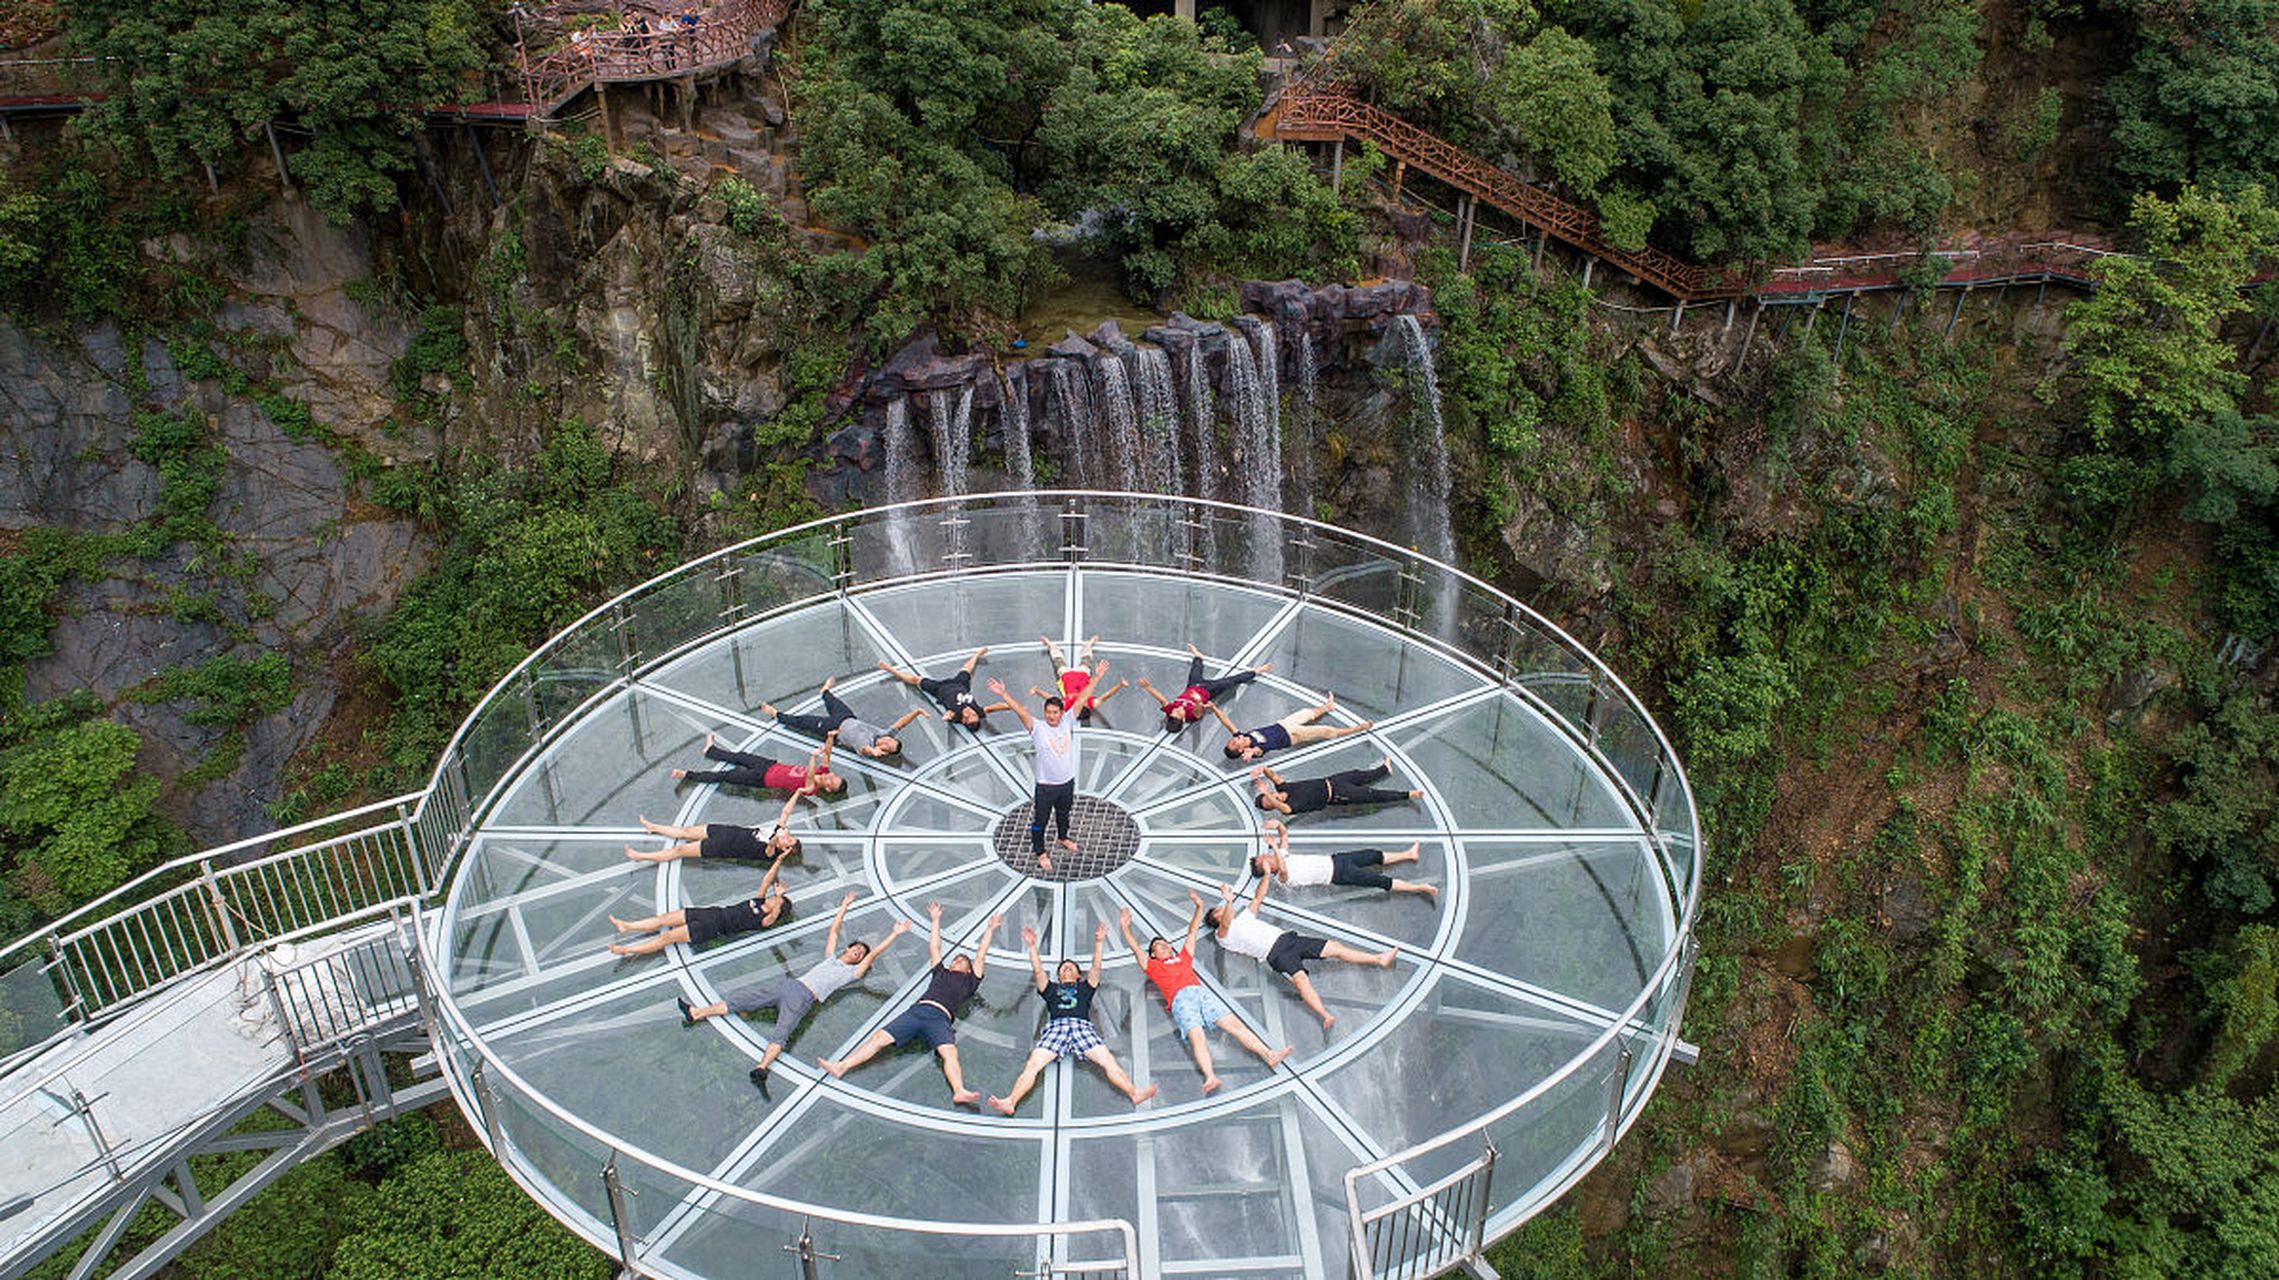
1600 1044 1635 1157
64 1088 123 1181
199 861 241 955
602 1153 641 1273
46 934 87 1023
610 601 636 673
471 1060 508 1156
1465 1141 1498 1259
782 1216 839 1279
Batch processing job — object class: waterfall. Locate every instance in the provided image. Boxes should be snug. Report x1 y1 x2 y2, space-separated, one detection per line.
1182 344 1216 503
1292 329 1319 519
927 386 973 498
1095 356 1142 493
1002 372 1041 549
1239 323 1284 513
1134 347 1182 495
1226 326 1285 580
1392 315 1456 624
882 397 921 574
1002 373 1035 493
1051 363 1099 488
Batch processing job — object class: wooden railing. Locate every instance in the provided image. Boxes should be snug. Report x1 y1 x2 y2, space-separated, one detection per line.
519 0 792 112
1272 88 1743 301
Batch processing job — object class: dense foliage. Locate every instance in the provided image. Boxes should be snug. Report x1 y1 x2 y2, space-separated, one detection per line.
792 0 1354 336
62 0 486 223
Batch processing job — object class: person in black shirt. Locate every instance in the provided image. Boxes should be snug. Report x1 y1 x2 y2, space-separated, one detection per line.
1251 758 1421 816
606 851 792 956
819 901 1001 1104
988 922 1159 1115
877 648 1014 731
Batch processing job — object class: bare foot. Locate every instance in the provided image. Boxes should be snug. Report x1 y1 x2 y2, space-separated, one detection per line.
608 943 635 956
608 915 633 933
671 768 688 781
1201 1075 1223 1094
704 731 715 751
760 703 777 718
1265 1046 1294 1069
818 1058 846 1078
1356 719 1375 732
638 815 663 833
1131 1084 1159 1105
1058 838 1081 854
624 846 655 862
1321 1012 1338 1031
951 1089 982 1106
821 676 836 692
989 1095 1015 1116
1257 661 1273 673
1418 884 1441 901
1397 841 1421 862
1037 852 1055 874
1323 692 1337 712
1378 947 1400 968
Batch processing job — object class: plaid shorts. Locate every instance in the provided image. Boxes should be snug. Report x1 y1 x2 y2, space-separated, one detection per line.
1036 1016 1104 1059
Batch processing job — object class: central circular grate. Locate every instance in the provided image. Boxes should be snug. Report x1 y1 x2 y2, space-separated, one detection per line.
990 794 1142 881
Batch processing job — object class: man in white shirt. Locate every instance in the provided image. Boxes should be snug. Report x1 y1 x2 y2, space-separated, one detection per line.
1202 879 1397 1031
1250 819 1437 901
989 677 1079 874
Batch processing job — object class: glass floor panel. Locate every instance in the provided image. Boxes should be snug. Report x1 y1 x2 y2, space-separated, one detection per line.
434 562 1685 1277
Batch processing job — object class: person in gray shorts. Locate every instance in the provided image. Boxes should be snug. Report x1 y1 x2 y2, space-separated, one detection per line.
678 889 910 1091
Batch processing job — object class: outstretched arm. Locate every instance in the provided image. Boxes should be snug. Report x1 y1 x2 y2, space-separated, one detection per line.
1185 891 1210 947
888 708 926 733
1133 677 1171 710
757 852 789 899
1088 921 1107 987
1263 818 1289 854
772 792 801 832
1247 874 1271 915
972 914 1004 977
1209 703 1241 734
815 731 838 775
988 678 1035 730
858 919 911 976
825 888 857 955
1116 907 1146 965
926 901 945 966
1023 926 1046 990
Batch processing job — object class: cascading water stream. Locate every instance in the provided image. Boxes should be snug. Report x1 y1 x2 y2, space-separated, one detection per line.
882 397 921 574
1002 372 1041 547
1134 347 1182 495
1182 344 1217 503
1292 329 1319 518
1226 325 1285 579
1051 363 1099 488
1095 356 1142 494
927 386 973 498
1392 313 1456 633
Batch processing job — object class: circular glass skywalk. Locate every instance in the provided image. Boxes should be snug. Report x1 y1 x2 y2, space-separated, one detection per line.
420 494 1700 1279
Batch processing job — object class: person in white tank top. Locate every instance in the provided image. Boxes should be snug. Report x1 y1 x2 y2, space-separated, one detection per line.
1249 820 1438 901
1202 878 1399 1032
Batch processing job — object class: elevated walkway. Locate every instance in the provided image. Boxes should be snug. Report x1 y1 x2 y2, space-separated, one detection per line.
0 922 438 1280
1260 86 2119 303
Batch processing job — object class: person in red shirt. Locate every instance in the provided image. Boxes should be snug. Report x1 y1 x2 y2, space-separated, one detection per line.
1038 633 1128 723
1138 643 1271 734
671 731 845 796
1117 904 1291 1094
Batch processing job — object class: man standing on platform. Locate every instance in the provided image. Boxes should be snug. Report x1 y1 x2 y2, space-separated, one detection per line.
989 677 1079 875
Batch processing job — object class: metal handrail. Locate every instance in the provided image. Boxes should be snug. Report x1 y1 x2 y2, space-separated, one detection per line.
415 918 1142 1270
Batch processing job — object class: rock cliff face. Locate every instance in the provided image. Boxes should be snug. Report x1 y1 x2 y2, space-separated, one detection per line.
1 205 430 841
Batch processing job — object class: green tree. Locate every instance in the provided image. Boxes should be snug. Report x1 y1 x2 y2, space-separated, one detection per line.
2108 0 2279 199
326 1148 609 1279
2063 185 2279 442
1490 26 1615 195
0 717 173 905
63 0 485 223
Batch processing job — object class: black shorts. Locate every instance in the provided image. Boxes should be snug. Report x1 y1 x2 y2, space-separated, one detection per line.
698 824 766 861
1266 932 1327 977
683 905 737 947
1330 849 1393 891
920 672 973 711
